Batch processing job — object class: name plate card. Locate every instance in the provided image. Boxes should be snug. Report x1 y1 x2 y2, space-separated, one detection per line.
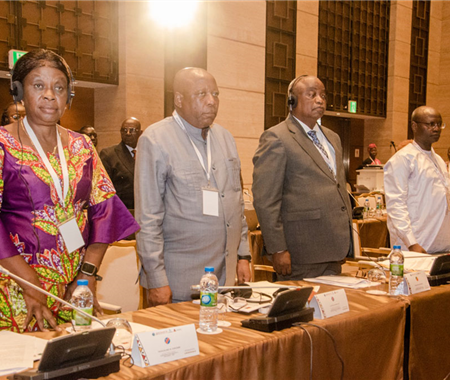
131 324 199 367
309 289 349 319
404 272 431 295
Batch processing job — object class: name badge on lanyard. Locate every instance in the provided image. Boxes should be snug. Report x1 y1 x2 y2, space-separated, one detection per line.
23 117 85 253
173 111 219 217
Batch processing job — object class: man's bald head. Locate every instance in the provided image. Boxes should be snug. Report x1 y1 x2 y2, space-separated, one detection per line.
173 67 219 129
411 105 443 150
411 106 440 123
120 116 142 148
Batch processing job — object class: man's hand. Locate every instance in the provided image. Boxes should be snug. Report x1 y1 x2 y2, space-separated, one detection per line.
237 259 251 283
272 250 291 276
408 243 427 253
144 286 172 308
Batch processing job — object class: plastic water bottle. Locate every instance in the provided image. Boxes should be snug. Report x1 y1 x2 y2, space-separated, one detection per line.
71 279 93 330
389 245 404 295
363 198 370 219
199 267 218 332
376 196 382 217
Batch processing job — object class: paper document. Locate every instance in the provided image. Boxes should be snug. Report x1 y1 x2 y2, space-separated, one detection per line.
378 251 435 273
304 276 378 289
0 331 47 376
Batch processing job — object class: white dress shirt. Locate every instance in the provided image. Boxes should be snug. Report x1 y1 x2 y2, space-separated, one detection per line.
384 141 450 253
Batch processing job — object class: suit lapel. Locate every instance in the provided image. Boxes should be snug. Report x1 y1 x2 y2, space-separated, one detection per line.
286 116 335 182
116 141 135 175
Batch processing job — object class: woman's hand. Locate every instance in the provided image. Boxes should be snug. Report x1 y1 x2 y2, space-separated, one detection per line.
64 273 103 316
23 286 61 332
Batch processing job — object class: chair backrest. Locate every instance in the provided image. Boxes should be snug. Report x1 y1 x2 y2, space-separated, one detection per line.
96 240 141 312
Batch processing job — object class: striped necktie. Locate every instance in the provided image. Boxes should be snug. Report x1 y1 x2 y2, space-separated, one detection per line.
307 130 334 176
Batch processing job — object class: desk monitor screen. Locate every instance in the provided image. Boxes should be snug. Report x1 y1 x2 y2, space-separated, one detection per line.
267 287 313 318
429 254 450 276
38 327 116 372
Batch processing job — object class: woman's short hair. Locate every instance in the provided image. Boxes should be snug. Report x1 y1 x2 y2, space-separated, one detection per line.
12 49 71 86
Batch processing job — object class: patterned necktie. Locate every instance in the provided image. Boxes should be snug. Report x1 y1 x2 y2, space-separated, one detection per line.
307 130 334 175
132 149 136 160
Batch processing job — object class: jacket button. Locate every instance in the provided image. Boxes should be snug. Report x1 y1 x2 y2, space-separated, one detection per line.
341 206 346 211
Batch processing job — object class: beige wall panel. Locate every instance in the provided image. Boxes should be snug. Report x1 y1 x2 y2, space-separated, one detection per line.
214 88 264 139
297 1 319 16
235 138 260 187
388 41 411 79
95 1 164 151
208 36 265 93
390 1 413 44
296 54 317 76
427 50 441 86
208 1 266 47
296 12 318 59
125 75 165 128
426 83 440 109
387 76 410 113
365 111 409 163
430 1 444 20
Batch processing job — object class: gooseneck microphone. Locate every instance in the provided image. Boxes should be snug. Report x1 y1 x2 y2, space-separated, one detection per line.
190 284 302 291
0 265 107 329
390 141 397 152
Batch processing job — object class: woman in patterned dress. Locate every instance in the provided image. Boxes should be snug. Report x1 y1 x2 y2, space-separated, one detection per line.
0 49 139 332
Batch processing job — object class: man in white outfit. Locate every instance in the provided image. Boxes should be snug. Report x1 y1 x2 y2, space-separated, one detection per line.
384 106 450 253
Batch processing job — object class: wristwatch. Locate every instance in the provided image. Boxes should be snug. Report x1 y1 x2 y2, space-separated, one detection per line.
80 262 103 281
238 255 252 263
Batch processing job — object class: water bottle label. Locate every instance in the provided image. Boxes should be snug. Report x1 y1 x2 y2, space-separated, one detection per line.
200 292 217 307
73 307 93 326
390 264 404 276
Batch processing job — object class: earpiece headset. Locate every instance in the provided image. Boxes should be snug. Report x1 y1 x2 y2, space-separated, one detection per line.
10 53 76 109
287 74 308 111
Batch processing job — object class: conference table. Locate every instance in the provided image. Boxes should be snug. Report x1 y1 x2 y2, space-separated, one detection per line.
4 281 450 380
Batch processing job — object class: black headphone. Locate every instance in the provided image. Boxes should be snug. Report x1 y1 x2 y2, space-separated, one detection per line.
10 54 76 109
287 74 308 111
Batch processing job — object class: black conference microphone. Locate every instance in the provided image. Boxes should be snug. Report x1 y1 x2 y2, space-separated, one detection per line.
0 265 114 350
390 140 397 152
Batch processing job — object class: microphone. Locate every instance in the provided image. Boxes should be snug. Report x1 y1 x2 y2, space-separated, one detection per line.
390 141 397 152
190 284 302 291
0 265 114 353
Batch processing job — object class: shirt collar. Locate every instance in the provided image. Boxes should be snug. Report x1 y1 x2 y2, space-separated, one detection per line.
177 114 208 143
292 115 319 135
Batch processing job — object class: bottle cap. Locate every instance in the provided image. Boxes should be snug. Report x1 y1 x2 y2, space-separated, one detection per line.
205 267 214 273
393 245 401 250
77 279 89 286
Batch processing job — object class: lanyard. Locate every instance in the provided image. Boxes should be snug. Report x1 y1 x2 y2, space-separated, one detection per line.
173 111 212 184
23 117 69 207
412 141 450 190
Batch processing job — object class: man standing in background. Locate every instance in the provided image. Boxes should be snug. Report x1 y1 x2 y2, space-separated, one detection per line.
384 106 450 253
135 67 251 305
100 117 142 210
252 75 352 280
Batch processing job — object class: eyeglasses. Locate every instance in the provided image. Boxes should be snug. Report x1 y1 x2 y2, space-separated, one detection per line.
121 127 139 134
415 121 446 130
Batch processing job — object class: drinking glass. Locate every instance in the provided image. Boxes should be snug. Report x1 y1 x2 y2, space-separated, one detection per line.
106 318 133 350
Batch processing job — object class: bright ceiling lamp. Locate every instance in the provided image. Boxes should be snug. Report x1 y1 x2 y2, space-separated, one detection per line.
148 0 200 29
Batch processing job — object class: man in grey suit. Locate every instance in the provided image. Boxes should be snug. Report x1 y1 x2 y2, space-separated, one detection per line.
252 75 352 280
135 67 251 305
100 117 142 209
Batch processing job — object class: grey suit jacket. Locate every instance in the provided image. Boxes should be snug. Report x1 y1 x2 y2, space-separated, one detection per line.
135 116 249 301
252 115 352 266
100 141 135 209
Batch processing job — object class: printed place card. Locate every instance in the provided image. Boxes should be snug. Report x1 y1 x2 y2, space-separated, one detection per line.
131 324 199 367
404 272 431 295
309 289 349 319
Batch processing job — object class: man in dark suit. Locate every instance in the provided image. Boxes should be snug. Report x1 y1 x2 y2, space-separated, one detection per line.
252 75 352 280
100 117 142 209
